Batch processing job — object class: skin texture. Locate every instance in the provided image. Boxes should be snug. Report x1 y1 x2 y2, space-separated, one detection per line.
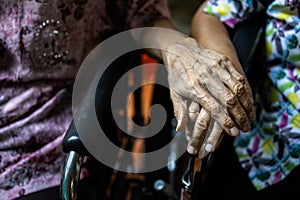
147 18 255 155
188 1 256 154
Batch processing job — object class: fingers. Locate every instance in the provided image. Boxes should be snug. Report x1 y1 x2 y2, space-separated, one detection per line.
169 91 188 132
185 101 200 141
194 55 253 132
167 55 239 136
186 109 225 157
204 121 224 152
187 108 211 154
165 37 254 134
175 45 252 132
190 81 239 136
195 62 250 132
224 59 256 121
196 48 255 126
197 120 224 158
205 51 256 122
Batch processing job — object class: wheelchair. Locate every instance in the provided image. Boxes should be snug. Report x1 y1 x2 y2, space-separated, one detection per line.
59 49 196 200
59 15 265 198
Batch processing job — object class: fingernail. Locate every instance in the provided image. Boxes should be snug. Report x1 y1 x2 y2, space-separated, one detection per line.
205 143 213 152
229 127 239 136
187 146 196 154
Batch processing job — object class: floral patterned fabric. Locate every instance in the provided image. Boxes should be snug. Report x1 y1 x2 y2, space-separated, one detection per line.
204 0 300 190
0 0 170 199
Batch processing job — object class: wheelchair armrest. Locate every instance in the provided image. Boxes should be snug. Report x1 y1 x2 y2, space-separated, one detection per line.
63 120 91 157
62 50 145 158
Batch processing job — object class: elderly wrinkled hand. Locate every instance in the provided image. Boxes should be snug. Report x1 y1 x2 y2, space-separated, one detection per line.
162 37 255 154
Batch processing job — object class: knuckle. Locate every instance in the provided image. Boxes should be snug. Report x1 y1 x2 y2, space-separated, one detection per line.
197 117 209 129
240 95 254 110
222 115 234 128
237 112 248 122
235 74 245 83
225 94 237 107
244 101 253 110
220 55 228 61
191 136 202 146
207 137 218 145
210 60 219 67
209 105 222 117
208 131 222 143
238 75 245 82
191 136 200 143
190 80 198 88
234 83 245 97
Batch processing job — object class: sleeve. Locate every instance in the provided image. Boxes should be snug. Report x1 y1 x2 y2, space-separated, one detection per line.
126 0 171 29
203 0 264 28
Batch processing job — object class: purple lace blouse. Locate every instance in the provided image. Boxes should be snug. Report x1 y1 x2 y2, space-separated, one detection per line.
0 0 170 199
